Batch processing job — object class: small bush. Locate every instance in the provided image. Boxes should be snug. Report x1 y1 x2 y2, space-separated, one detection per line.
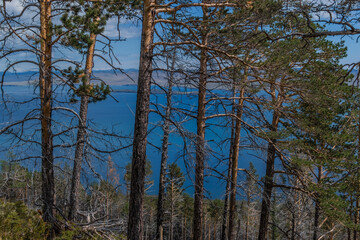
0 201 49 240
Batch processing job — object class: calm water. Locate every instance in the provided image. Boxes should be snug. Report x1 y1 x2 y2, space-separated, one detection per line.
0 84 266 199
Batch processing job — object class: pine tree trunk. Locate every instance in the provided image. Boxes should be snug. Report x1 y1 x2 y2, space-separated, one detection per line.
221 90 236 240
156 47 175 240
313 166 323 240
68 28 97 222
40 0 55 227
214 223 217 240
291 205 295 240
192 2 210 238
246 197 249 240
257 138 277 240
258 80 282 240
221 160 231 240
208 221 211 240
236 206 242 240
355 193 359 240
221 79 237 240
228 86 245 240
183 216 186 240
193 41 208 240
313 196 320 240
170 182 174 240
271 192 277 240
355 118 360 240
128 0 155 239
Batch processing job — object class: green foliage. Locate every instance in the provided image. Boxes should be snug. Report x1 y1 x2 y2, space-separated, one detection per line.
207 199 223 222
276 26 359 230
56 0 132 51
0 160 41 201
62 66 111 103
181 193 193 215
55 224 107 240
0 200 111 240
0 201 49 239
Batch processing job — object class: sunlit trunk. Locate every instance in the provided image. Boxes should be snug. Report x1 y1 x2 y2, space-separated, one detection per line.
68 23 97 221
40 0 54 228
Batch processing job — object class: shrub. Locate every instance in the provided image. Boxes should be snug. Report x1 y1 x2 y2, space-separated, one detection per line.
0 201 49 239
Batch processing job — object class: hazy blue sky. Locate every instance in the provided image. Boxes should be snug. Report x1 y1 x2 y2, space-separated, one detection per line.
1 0 359 72
341 37 359 64
103 28 360 71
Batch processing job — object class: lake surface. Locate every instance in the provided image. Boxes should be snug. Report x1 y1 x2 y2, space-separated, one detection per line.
0 84 267 199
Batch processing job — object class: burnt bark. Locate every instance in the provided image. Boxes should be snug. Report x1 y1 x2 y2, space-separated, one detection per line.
127 0 155 239
40 0 55 225
68 30 97 221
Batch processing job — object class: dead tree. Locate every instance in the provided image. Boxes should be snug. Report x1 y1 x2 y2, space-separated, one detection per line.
155 41 176 240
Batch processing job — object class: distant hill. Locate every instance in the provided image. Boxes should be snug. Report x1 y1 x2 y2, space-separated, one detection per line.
0 69 175 87
1 68 358 87
1 71 39 86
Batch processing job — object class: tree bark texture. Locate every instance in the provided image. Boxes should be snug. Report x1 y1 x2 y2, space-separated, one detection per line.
355 117 360 240
170 182 174 240
156 48 175 240
40 0 54 225
192 2 209 238
68 29 97 221
258 103 281 240
221 84 236 240
313 198 320 240
228 86 245 240
257 137 277 240
193 36 208 240
258 80 283 240
128 0 155 239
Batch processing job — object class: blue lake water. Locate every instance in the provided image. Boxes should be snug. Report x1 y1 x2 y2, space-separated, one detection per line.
0 84 267 199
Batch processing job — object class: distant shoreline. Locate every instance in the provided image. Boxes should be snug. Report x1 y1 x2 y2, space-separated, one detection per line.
113 89 198 95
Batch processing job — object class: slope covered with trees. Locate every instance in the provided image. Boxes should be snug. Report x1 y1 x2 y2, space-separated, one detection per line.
1 0 360 239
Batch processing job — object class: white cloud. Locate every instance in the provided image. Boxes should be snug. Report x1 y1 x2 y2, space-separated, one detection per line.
2 0 24 14
103 18 141 39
